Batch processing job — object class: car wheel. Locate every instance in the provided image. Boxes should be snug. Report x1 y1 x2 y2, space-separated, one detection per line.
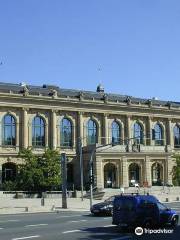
171 217 178 228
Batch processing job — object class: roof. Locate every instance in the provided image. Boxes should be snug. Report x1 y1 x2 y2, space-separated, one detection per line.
0 81 179 108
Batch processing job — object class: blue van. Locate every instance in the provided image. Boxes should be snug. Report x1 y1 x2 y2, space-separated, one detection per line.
112 194 179 229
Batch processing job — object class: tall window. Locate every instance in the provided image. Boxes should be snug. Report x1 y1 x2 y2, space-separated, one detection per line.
60 118 72 147
2 114 16 146
133 122 143 144
87 119 97 145
174 125 180 148
32 116 45 147
154 123 163 146
111 121 121 145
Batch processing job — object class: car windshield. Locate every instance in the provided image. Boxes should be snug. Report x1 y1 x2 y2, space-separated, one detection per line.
105 196 114 203
157 202 168 211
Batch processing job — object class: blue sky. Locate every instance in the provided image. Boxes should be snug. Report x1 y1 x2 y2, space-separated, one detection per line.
0 0 180 101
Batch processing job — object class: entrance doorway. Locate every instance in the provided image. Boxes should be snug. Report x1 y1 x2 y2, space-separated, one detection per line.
104 163 116 188
129 163 140 186
2 162 16 183
152 163 163 186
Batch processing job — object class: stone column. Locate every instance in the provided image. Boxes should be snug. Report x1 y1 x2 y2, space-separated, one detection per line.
122 156 129 187
167 157 173 185
16 122 19 149
103 113 108 145
96 157 103 189
126 115 131 140
51 110 57 149
78 112 84 145
126 115 131 151
0 165 2 185
22 108 28 149
144 156 152 186
147 116 152 145
167 119 173 147
45 123 48 148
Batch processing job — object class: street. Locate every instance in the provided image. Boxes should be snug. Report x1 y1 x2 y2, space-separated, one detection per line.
0 202 179 240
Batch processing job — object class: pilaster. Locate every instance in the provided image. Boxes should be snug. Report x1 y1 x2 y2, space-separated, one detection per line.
122 157 128 187
22 108 28 148
51 110 57 149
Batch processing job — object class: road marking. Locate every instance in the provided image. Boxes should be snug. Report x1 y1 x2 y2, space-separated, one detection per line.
103 224 115 227
103 217 111 219
12 236 40 240
0 228 4 229
25 224 48 227
70 220 87 223
0 219 20 223
56 214 83 219
62 229 81 234
111 237 132 240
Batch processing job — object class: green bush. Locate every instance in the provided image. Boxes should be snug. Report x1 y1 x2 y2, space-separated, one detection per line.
2 181 17 191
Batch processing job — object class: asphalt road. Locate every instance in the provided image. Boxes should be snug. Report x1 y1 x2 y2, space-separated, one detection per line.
0 202 179 240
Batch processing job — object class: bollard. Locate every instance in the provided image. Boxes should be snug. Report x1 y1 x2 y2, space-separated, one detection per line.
166 197 169 202
41 197 45 206
176 197 179 201
25 207 28 212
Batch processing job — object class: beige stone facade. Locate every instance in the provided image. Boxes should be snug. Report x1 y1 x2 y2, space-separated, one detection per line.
0 83 179 189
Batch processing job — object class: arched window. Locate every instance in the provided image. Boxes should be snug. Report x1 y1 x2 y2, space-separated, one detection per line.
174 125 180 148
133 122 143 144
60 118 72 147
111 121 121 145
32 116 45 147
154 123 163 146
87 119 97 145
2 114 16 146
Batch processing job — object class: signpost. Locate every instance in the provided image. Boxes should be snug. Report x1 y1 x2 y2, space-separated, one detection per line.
61 153 67 209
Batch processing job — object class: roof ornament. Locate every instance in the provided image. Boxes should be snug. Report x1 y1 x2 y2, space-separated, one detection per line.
79 91 84 101
96 84 104 93
21 85 29 96
125 96 131 105
166 101 172 109
49 89 58 98
103 93 108 103
147 99 152 107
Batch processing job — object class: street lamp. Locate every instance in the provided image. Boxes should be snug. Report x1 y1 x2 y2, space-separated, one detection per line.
78 137 84 201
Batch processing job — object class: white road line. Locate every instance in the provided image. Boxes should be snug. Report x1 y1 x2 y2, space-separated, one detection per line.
12 236 40 240
70 220 87 223
25 224 48 227
103 224 115 227
0 219 20 223
0 228 4 229
56 214 83 219
103 217 111 219
62 229 81 234
111 237 132 240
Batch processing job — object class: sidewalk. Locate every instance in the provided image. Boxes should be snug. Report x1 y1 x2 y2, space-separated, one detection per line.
0 198 99 215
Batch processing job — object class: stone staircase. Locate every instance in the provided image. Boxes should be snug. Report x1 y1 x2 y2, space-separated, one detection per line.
102 186 180 202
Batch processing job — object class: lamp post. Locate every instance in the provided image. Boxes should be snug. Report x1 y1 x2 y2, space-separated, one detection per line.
61 153 67 209
78 137 84 201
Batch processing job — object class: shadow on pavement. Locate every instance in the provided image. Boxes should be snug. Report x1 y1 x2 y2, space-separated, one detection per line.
77 225 180 240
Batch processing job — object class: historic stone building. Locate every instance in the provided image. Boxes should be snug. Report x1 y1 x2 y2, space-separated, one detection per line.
0 82 179 189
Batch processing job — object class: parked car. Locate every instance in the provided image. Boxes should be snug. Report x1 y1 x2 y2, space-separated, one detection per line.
112 194 179 229
90 196 115 216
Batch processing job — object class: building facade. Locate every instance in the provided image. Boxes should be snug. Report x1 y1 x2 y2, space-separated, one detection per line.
0 82 179 189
